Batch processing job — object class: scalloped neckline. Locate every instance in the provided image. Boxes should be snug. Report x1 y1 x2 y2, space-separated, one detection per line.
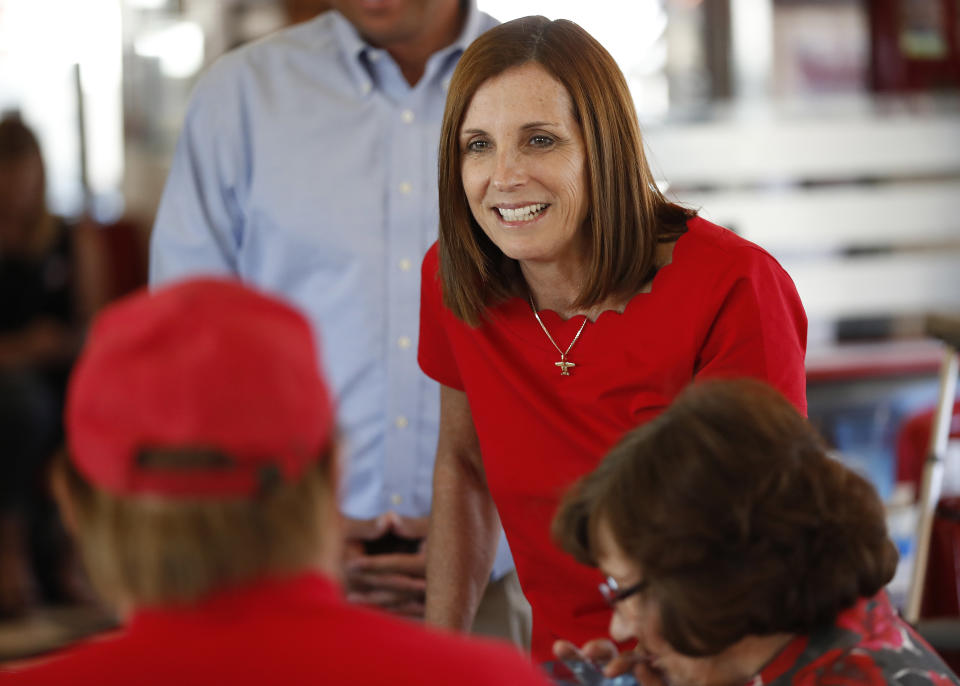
527 229 688 327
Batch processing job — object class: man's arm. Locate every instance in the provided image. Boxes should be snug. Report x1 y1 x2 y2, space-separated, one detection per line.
425 384 501 631
149 61 248 285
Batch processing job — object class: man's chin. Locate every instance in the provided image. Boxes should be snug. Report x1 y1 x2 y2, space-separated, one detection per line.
355 19 423 50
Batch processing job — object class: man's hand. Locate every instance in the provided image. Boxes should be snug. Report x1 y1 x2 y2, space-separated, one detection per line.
343 512 428 618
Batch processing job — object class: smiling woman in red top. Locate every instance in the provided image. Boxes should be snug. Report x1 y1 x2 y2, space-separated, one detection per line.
418 15 807 663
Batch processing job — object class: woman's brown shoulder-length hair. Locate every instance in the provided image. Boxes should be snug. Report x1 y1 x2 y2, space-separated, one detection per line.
438 16 695 326
552 379 898 657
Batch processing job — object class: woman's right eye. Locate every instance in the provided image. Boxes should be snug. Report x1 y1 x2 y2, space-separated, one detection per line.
466 139 489 153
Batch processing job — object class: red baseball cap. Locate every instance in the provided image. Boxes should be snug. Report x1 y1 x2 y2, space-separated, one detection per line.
66 277 335 498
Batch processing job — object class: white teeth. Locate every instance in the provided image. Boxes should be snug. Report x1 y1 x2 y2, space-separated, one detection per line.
497 203 547 222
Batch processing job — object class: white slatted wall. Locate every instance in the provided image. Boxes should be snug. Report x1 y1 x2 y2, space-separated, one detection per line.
643 100 960 342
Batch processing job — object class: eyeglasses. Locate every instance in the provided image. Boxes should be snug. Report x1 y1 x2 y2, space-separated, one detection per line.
598 576 648 607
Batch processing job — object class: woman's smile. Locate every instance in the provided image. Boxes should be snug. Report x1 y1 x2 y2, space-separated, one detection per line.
493 202 550 225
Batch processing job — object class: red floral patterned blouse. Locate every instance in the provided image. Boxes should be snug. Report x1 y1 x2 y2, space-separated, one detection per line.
753 593 959 686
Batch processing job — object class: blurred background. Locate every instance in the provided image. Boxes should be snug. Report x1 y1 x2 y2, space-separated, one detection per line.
0 0 958 663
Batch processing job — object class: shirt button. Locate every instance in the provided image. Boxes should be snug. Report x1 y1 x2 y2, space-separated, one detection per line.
395 416 409 429
399 258 412 272
401 109 415 124
369 50 382 62
390 494 403 506
398 336 412 349
360 82 371 95
399 182 412 195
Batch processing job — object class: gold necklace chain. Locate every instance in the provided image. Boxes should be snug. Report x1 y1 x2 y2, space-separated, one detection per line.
529 295 589 376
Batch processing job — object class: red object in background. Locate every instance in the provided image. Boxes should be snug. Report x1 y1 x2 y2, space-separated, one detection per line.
896 401 960 488
923 496 960 619
95 219 148 300
895 400 960 616
895 403 960 673
922 497 960 673
869 0 960 91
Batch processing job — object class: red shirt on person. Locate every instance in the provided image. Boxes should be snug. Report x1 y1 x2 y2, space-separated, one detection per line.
0 573 552 686
757 592 959 686
418 216 808 663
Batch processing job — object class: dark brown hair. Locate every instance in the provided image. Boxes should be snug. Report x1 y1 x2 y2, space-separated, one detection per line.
0 113 42 164
54 445 337 608
437 16 694 326
553 379 897 656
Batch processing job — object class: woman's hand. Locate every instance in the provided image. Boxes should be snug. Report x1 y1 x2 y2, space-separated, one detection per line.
553 638 664 685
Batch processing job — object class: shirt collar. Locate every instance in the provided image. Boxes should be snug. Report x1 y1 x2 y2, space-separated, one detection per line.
445 0 489 61
328 11 372 95
329 10 367 67
328 0 485 95
425 0 487 88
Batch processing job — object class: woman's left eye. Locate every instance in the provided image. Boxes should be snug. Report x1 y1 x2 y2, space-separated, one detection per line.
530 135 554 147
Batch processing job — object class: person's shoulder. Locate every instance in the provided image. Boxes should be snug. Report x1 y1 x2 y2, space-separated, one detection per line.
477 9 500 33
787 596 960 686
681 215 772 261
423 242 440 270
235 13 340 65
445 639 549 686
0 630 132 686
790 644 960 686
678 215 791 284
418 632 548 686
1 612 547 686
180 13 346 135
422 242 443 287
349 608 548 685
789 647 888 686
458 0 499 44
194 13 339 92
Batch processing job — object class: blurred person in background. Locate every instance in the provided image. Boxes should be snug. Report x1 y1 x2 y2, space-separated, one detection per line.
148 0 528 642
552 379 960 686
0 277 552 686
0 114 99 617
282 0 331 25
419 16 806 663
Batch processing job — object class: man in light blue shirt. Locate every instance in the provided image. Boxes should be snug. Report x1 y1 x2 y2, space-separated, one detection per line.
149 0 524 638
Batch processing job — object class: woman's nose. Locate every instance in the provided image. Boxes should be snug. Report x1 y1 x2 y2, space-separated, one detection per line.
491 150 526 191
608 606 636 644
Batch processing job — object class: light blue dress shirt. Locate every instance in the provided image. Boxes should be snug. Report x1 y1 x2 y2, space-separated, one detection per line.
150 5 513 576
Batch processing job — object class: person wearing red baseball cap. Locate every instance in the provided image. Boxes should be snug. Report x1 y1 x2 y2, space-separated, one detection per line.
0 278 551 686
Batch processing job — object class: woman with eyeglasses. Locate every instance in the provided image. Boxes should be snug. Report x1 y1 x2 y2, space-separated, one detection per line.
419 16 806 663
551 379 959 686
